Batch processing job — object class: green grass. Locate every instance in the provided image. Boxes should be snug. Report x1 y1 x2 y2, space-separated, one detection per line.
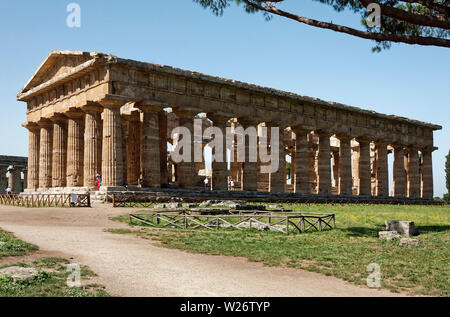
0 229 110 297
0 228 38 258
0 263 109 297
110 203 450 296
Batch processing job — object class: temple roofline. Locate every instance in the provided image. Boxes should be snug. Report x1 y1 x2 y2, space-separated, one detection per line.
17 50 442 131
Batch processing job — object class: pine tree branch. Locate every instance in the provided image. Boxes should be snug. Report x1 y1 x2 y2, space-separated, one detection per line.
241 0 450 47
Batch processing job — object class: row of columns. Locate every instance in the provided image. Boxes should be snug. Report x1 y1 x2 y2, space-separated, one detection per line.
0 166 27 194
24 103 434 199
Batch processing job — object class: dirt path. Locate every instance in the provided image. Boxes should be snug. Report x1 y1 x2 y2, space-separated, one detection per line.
0 204 404 297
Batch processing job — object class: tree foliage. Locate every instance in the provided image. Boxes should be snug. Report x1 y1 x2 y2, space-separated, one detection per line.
446 149 450 196
193 0 450 51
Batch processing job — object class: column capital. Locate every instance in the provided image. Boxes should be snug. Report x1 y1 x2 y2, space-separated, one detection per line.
99 95 129 108
238 117 259 127
315 130 333 138
50 113 68 123
37 118 53 128
172 109 198 119
291 125 312 134
355 136 372 144
335 134 355 142
22 122 40 132
421 146 437 153
65 108 85 119
207 114 229 124
81 104 103 113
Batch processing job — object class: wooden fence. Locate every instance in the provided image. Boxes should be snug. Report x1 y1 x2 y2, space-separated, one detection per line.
129 210 335 235
0 193 91 208
110 192 442 207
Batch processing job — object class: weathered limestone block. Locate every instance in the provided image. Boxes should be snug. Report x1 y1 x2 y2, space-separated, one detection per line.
378 231 402 240
0 266 38 282
385 220 419 236
399 238 419 247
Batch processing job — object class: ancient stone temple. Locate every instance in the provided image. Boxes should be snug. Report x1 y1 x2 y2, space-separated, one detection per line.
18 50 441 199
0 156 28 194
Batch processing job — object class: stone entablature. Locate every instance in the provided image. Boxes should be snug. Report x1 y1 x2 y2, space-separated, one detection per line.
17 51 441 199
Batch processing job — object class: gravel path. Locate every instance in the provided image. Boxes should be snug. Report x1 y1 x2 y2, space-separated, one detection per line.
0 204 404 297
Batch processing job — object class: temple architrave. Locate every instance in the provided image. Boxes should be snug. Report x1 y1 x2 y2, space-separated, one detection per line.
17 51 441 199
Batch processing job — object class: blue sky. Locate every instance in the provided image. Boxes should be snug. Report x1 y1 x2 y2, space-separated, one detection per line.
0 1 448 196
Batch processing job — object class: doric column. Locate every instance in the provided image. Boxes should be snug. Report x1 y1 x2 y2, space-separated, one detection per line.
24 123 40 190
317 132 332 195
375 141 389 196
268 124 285 193
38 119 53 189
83 106 102 188
393 145 406 197
121 118 129 186
407 147 420 198
240 119 258 192
23 168 28 190
338 136 352 195
209 115 228 191
175 112 196 189
138 106 161 188
8 166 22 193
101 102 124 187
51 115 67 188
293 128 310 194
127 113 141 185
357 139 371 196
159 111 168 188
0 166 7 194
421 148 434 199
66 110 84 187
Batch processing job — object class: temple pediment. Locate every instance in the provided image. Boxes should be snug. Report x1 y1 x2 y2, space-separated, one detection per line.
20 50 98 94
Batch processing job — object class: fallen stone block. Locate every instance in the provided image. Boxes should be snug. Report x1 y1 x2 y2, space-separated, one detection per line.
378 231 402 240
0 266 38 282
399 238 419 247
385 220 419 236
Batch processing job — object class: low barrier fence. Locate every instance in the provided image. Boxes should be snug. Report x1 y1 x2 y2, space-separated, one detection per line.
0 193 91 208
110 192 443 207
129 210 335 235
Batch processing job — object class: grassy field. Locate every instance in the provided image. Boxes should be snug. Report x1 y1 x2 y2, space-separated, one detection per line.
0 228 109 297
110 204 450 296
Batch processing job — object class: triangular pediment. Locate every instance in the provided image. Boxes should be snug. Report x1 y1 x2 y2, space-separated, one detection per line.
20 50 99 94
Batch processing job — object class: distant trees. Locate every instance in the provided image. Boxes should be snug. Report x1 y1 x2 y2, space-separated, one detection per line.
445 150 450 200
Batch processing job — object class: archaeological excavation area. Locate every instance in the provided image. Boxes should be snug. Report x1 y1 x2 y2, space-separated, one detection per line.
16 51 441 202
